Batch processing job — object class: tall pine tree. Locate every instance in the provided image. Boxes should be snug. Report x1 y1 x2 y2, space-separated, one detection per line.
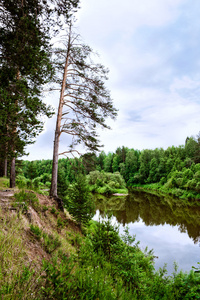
0 0 79 187
50 24 117 197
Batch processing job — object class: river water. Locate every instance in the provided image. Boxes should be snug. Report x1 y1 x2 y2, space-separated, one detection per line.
93 190 200 274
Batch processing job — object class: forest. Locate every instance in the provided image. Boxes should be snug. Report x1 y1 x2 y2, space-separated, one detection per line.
1 1 200 299
9 133 200 201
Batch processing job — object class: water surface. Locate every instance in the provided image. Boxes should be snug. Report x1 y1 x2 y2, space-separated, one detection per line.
93 191 200 274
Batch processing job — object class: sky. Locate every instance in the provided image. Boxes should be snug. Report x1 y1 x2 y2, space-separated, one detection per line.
24 0 200 160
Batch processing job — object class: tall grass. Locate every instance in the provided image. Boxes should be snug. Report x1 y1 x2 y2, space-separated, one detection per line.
0 177 9 189
0 210 42 299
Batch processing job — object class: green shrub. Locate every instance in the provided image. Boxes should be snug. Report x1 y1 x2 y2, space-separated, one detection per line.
164 178 175 189
97 184 115 194
50 207 59 216
26 179 33 189
42 205 48 212
87 170 127 194
16 175 27 189
66 174 95 227
195 182 200 193
42 233 61 254
32 177 41 189
30 224 42 240
45 181 51 188
160 176 167 185
57 217 65 229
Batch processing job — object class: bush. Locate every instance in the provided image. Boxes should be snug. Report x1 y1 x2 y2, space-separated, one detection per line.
87 171 127 194
185 179 198 190
164 178 174 189
97 184 115 194
50 207 59 216
32 177 41 189
45 181 51 188
30 224 42 240
30 224 61 254
16 175 27 189
160 176 167 185
42 233 61 254
26 179 33 189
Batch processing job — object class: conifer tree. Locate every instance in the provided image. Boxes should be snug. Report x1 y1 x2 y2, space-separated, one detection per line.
0 0 79 187
50 24 117 198
66 174 95 227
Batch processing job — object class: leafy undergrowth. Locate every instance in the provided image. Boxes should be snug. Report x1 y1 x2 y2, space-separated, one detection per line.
0 187 200 299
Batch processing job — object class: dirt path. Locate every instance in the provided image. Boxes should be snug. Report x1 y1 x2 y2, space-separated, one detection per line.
0 190 15 198
0 190 16 209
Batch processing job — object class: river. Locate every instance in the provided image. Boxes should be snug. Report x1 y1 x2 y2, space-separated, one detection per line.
93 190 200 274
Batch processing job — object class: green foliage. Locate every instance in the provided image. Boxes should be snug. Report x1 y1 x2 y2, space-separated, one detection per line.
30 224 43 240
42 205 48 212
42 233 61 254
14 190 39 212
19 131 200 200
89 215 122 260
30 224 61 254
57 217 65 230
87 170 127 194
50 207 59 216
0 177 9 188
0 213 41 299
171 269 200 299
84 217 155 294
0 0 55 178
16 175 27 189
66 174 95 226
1 201 200 299
57 167 69 198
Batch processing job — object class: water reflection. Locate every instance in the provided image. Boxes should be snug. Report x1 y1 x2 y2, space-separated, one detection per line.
94 191 200 244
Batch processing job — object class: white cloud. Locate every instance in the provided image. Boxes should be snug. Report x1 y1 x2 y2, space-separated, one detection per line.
24 0 200 160
78 0 184 35
170 76 200 93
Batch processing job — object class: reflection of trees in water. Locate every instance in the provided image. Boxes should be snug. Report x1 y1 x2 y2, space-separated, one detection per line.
94 191 200 244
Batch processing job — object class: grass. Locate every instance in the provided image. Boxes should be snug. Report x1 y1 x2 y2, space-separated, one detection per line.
0 178 81 299
0 177 200 299
0 209 41 299
13 190 40 212
0 177 9 189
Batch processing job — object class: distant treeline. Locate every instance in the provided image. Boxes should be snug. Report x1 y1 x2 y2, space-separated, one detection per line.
17 134 200 197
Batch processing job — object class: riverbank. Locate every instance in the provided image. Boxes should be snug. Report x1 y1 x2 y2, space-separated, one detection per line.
1 176 200 298
129 183 200 204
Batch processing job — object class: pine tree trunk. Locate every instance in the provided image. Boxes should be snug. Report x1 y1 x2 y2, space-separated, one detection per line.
50 132 60 197
50 28 71 197
9 71 20 188
4 157 7 177
10 157 15 188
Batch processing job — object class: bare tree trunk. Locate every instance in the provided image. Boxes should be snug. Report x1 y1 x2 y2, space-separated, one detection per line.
50 132 60 197
4 140 8 177
4 157 7 177
10 157 15 188
50 28 71 198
